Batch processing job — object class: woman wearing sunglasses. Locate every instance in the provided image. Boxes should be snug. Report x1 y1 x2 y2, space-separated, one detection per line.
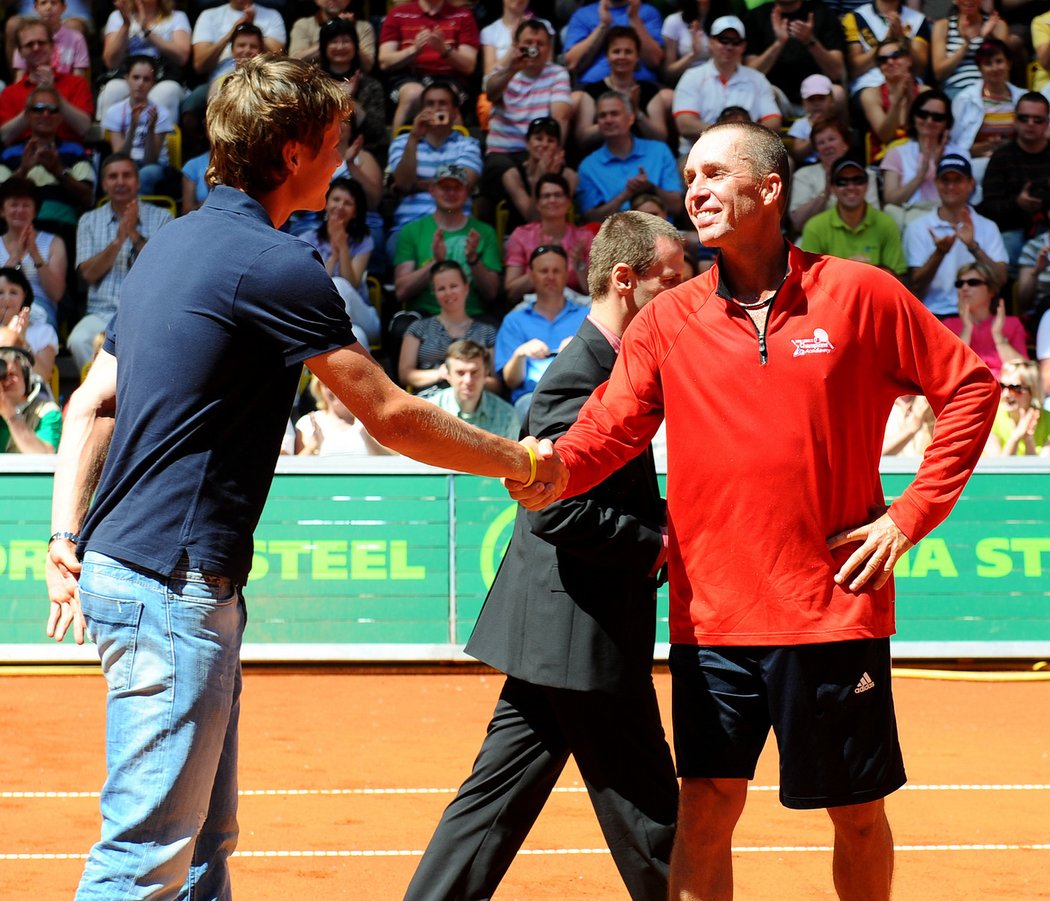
943 260 1028 379
880 88 968 227
985 360 1050 456
859 36 929 162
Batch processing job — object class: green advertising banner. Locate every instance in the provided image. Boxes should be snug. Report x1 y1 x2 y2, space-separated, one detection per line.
0 457 1047 662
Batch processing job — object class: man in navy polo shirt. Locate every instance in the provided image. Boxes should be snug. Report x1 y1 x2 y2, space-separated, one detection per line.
44 55 565 901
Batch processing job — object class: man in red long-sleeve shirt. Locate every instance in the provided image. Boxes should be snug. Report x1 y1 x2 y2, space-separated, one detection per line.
511 121 999 900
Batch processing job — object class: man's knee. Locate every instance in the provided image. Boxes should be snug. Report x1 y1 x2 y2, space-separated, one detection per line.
826 798 887 838
679 777 749 839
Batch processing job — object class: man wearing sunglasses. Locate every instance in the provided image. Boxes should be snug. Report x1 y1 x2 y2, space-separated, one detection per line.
978 92 1050 269
801 154 907 277
672 16 781 157
0 18 91 145
407 212 685 901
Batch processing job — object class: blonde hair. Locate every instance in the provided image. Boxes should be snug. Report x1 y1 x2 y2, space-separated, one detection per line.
206 54 352 196
1000 360 1044 408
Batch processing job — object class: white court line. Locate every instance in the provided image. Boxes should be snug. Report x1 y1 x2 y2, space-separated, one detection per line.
4 784 1050 800
4 844 1050 862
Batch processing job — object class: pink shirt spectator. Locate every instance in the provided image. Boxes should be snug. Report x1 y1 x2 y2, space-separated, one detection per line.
505 221 594 295
12 25 88 74
486 63 571 155
943 314 1029 378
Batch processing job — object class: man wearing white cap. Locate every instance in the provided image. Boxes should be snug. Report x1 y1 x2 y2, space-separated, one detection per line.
787 73 835 164
671 15 781 157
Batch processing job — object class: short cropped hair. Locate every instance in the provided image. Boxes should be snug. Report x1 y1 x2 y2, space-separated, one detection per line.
596 89 634 117
702 121 792 201
206 54 352 196
100 151 136 178
444 338 488 365
16 18 49 49
1018 91 1050 113
587 211 683 299
605 25 640 52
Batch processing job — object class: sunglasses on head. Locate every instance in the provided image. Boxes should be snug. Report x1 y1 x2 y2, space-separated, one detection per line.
876 49 907 63
530 244 568 263
713 34 745 46
915 108 948 123
833 175 867 187
954 277 987 288
28 103 59 114
1016 113 1048 124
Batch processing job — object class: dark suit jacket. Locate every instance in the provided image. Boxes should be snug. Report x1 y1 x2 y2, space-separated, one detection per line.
466 318 666 694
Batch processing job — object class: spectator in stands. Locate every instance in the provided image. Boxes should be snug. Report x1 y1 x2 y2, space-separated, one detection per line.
98 0 191 123
480 0 542 82
317 18 385 156
576 92 683 224
481 18 571 213
289 0 375 73
985 360 1050 455
4 0 89 72
574 26 674 149
295 375 394 456
205 21 263 100
102 56 177 197
191 0 285 93
394 164 501 317
495 244 589 416
744 0 846 118
504 172 592 304
387 80 481 252
378 0 480 131
302 177 378 349
0 340 60 453
661 0 728 84
976 92 1050 268
70 153 174 370
563 0 663 87
1033 5 1050 92
880 89 967 228
0 177 66 337
0 20 91 145
859 37 929 163
800 155 907 277
1038 306 1050 406
789 117 878 237
904 153 1008 317
942 260 1028 378
0 86 94 234
425 339 521 439
842 0 929 98
1018 233 1050 320
882 395 935 456
0 266 56 380
398 261 498 394
672 15 781 158
950 38 1024 192
11 0 88 83
931 0 1008 101
500 116 578 230
787 73 835 164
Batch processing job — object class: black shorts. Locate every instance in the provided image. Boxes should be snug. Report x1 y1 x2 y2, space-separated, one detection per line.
669 638 907 809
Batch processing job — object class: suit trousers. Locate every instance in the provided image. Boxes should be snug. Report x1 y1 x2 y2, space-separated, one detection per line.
403 674 678 901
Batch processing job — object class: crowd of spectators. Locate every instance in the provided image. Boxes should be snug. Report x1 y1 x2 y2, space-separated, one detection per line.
0 0 1049 456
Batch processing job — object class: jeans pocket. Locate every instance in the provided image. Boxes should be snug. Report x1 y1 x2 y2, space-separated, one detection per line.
81 586 144 693
168 571 237 606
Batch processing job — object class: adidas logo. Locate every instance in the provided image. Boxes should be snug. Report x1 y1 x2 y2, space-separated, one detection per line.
854 672 875 694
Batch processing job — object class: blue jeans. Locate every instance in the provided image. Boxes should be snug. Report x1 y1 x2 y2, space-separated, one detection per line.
76 551 246 901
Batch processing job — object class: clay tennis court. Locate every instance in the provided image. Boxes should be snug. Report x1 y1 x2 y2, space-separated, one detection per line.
1 665 1047 900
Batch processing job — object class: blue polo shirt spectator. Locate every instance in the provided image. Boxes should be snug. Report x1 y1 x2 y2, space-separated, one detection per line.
576 135 681 219
563 0 664 84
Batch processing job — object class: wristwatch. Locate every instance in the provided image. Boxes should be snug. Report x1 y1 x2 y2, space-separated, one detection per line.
48 531 79 546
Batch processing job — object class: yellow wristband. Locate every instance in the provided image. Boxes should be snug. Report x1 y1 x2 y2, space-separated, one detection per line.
522 445 538 488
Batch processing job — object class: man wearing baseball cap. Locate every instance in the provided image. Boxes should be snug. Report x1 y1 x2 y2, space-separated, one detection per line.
787 73 835 163
904 153 1009 316
672 15 781 157
394 162 502 316
802 155 907 276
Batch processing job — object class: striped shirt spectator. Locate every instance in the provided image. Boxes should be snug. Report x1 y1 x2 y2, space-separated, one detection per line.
486 62 571 155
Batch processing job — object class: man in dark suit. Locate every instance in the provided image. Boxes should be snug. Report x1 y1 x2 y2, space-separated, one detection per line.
404 211 687 901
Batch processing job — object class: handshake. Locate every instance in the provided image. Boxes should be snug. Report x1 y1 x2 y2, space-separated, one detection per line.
505 437 569 510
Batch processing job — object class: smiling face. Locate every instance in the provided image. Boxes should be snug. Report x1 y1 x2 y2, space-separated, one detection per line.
710 29 745 69
977 51 1009 90
606 36 639 76
102 158 140 204
683 128 773 251
535 180 569 220
432 267 468 313
830 165 868 212
596 95 634 140
914 97 950 137
813 125 849 166
956 266 995 316
326 34 356 68
231 32 263 60
0 276 28 324
431 177 469 213
530 250 568 297
935 169 975 209
2 194 37 229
